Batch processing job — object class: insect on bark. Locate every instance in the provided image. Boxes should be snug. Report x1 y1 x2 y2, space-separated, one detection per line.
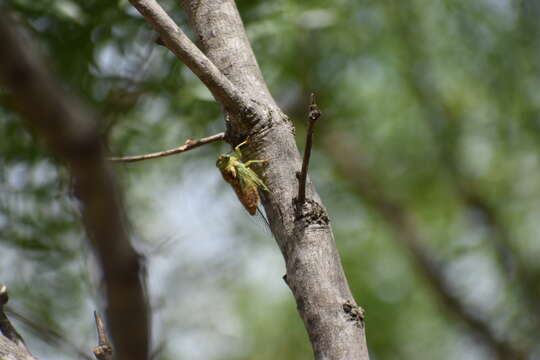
216 140 269 215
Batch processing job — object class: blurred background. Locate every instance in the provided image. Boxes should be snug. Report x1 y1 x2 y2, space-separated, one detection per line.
1 0 540 359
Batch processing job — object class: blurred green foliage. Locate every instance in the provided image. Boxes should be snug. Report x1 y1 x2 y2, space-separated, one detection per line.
2 0 540 359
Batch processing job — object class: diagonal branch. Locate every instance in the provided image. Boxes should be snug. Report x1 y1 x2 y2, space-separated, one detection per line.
179 0 277 108
109 132 224 162
330 142 529 360
456 183 540 325
369 199 527 360
128 0 247 113
0 13 150 360
382 1 540 325
173 2 370 359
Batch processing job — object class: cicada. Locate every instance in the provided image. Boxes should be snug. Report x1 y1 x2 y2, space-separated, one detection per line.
216 140 269 215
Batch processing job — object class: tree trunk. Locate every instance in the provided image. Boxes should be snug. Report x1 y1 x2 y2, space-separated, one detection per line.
180 1 369 358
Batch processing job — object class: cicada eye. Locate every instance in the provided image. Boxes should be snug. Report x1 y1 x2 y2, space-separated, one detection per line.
216 155 229 167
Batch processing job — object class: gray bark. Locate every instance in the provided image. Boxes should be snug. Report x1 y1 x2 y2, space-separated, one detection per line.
179 1 370 359
131 0 370 356
1 0 371 358
0 335 36 360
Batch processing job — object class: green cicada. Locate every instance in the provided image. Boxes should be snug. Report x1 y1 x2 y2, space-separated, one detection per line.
216 140 269 215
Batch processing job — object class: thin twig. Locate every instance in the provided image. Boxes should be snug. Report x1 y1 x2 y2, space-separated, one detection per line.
109 132 225 163
93 312 113 360
297 93 321 205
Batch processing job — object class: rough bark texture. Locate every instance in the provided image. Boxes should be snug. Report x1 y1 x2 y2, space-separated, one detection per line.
181 0 276 107
179 1 369 358
0 13 150 360
0 335 36 360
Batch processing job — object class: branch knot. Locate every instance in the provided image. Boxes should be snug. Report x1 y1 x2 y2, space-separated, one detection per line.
343 300 365 328
294 198 329 226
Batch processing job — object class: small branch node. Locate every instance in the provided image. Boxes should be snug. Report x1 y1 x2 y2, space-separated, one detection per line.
343 300 365 328
308 93 322 122
296 93 322 206
154 36 165 46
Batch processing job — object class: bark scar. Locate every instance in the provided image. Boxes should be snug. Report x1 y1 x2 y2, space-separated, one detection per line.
294 198 330 227
343 300 365 328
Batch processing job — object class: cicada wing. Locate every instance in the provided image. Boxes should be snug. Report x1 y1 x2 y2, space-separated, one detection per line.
236 169 260 215
218 158 268 216
238 165 269 191
233 185 259 215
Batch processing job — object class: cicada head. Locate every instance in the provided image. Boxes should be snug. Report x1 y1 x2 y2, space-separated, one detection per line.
216 154 230 171
216 154 237 181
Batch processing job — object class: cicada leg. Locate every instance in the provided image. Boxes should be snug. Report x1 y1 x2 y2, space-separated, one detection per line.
244 159 268 167
234 140 248 158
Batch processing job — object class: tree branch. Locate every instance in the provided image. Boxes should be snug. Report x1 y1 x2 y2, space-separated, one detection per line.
297 93 321 205
0 13 150 360
384 1 540 326
373 201 527 360
179 0 277 108
329 142 529 360
109 132 224 162
167 1 370 359
456 183 540 326
128 0 247 113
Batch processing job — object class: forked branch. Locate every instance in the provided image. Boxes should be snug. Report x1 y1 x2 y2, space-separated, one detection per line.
131 1 370 359
128 0 247 112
